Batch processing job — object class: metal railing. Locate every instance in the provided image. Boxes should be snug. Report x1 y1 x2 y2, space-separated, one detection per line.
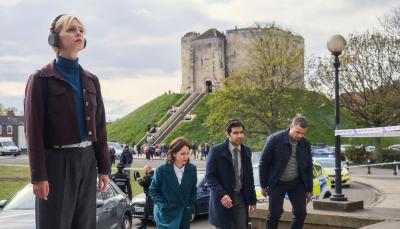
348 160 400 175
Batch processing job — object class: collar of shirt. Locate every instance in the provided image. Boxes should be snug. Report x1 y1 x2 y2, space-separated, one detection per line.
173 164 185 184
229 142 241 154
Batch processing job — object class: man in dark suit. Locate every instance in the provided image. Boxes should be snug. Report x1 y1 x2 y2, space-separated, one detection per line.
206 119 257 229
259 115 313 229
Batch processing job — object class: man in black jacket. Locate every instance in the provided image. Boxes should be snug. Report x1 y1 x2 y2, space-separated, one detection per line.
135 165 154 229
259 115 313 229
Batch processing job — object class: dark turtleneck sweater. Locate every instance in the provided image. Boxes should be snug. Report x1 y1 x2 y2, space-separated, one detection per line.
55 56 88 141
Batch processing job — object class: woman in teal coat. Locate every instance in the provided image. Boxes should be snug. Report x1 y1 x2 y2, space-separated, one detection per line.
149 137 197 229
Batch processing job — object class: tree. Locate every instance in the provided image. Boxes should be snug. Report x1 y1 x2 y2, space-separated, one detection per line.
380 7 400 39
309 30 400 158
206 24 305 140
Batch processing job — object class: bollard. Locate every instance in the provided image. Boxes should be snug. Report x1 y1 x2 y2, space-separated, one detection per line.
367 159 371 175
394 160 398 176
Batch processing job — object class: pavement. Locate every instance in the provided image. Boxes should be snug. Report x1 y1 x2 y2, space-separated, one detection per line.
250 167 400 228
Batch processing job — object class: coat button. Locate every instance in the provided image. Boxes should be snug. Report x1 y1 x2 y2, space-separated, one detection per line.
88 131 92 135
86 116 91 121
85 101 89 106
83 89 86 93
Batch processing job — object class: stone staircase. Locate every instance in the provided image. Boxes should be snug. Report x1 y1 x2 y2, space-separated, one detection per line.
150 90 207 144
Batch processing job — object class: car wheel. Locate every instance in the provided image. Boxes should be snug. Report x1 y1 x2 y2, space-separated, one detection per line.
121 214 132 229
190 207 196 222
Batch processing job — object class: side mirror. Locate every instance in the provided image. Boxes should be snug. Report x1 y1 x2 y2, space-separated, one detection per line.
202 183 208 191
0 199 8 209
96 199 104 208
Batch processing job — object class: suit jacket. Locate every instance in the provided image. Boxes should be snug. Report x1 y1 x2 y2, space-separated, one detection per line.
259 129 313 192
206 139 257 229
149 162 197 229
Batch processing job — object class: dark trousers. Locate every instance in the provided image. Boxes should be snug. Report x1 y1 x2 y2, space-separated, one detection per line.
138 198 154 229
36 146 97 229
216 191 247 229
266 178 307 229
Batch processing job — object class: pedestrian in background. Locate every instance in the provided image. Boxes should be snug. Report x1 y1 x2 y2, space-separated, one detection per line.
111 163 132 200
135 165 155 229
121 144 133 178
24 14 110 229
149 137 197 229
206 119 257 229
259 115 313 229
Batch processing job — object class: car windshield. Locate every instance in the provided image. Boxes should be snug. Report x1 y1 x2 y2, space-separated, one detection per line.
314 159 335 168
3 184 35 210
2 141 16 147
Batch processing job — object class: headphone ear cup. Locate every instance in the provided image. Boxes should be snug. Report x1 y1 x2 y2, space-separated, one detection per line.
83 39 87 49
48 33 60 47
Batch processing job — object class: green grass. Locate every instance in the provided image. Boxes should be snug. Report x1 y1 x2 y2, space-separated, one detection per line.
107 93 186 145
0 165 30 179
0 165 146 201
0 182 29 200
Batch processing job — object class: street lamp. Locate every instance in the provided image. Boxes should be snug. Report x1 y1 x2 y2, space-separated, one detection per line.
327 34 348 201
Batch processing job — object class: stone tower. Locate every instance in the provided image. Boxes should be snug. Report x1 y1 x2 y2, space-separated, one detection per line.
181 26 305 93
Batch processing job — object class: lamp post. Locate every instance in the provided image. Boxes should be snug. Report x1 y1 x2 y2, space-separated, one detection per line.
327 34 348 201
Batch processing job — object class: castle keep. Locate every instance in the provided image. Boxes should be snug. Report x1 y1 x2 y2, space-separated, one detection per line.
180 27 304 93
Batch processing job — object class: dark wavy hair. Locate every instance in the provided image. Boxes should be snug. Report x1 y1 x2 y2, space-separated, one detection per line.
166 137 190 164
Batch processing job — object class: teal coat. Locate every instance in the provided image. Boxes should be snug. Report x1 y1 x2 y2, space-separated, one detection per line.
149 162 197 229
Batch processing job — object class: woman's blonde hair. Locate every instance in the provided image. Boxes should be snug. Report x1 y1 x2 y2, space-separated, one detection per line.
49 14 85 54
166 137 190 164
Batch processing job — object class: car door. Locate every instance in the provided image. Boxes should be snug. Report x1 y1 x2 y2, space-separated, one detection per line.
96 185 118 229
195 175 209 215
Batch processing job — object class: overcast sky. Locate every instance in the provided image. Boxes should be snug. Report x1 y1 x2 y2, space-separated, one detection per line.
0 0 399 121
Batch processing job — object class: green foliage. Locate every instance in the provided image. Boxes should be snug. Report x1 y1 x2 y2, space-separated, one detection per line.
107 93 185 145
380 149 400 163
345 146 368 164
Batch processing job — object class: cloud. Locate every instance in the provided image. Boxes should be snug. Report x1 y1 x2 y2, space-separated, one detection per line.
0 73 181 121
1 0 399 119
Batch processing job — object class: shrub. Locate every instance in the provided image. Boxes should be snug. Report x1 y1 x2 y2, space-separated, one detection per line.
346 146 368 164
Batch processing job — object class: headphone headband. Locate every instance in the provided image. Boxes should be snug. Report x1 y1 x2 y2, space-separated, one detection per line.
50 14 65 32
48 14 87 49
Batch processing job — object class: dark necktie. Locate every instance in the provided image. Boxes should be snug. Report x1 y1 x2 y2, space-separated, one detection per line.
234 147 241 191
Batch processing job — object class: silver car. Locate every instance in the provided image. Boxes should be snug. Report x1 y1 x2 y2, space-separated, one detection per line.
0 181 132 229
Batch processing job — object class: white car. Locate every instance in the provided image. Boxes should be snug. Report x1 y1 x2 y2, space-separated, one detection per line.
108 141 124 159
388 144 400 152
365 146 376 153
0 137 20 156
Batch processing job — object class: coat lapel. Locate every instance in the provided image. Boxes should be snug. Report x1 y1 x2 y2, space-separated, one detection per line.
221 140 235 175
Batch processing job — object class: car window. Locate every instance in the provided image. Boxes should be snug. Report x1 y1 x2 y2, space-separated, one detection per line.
3 184 35 210
3 141 16 147
97 184 115 200
197 172 205 186
314 159 335 168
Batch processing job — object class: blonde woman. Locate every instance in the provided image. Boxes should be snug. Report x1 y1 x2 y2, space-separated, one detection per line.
24 14 110 229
